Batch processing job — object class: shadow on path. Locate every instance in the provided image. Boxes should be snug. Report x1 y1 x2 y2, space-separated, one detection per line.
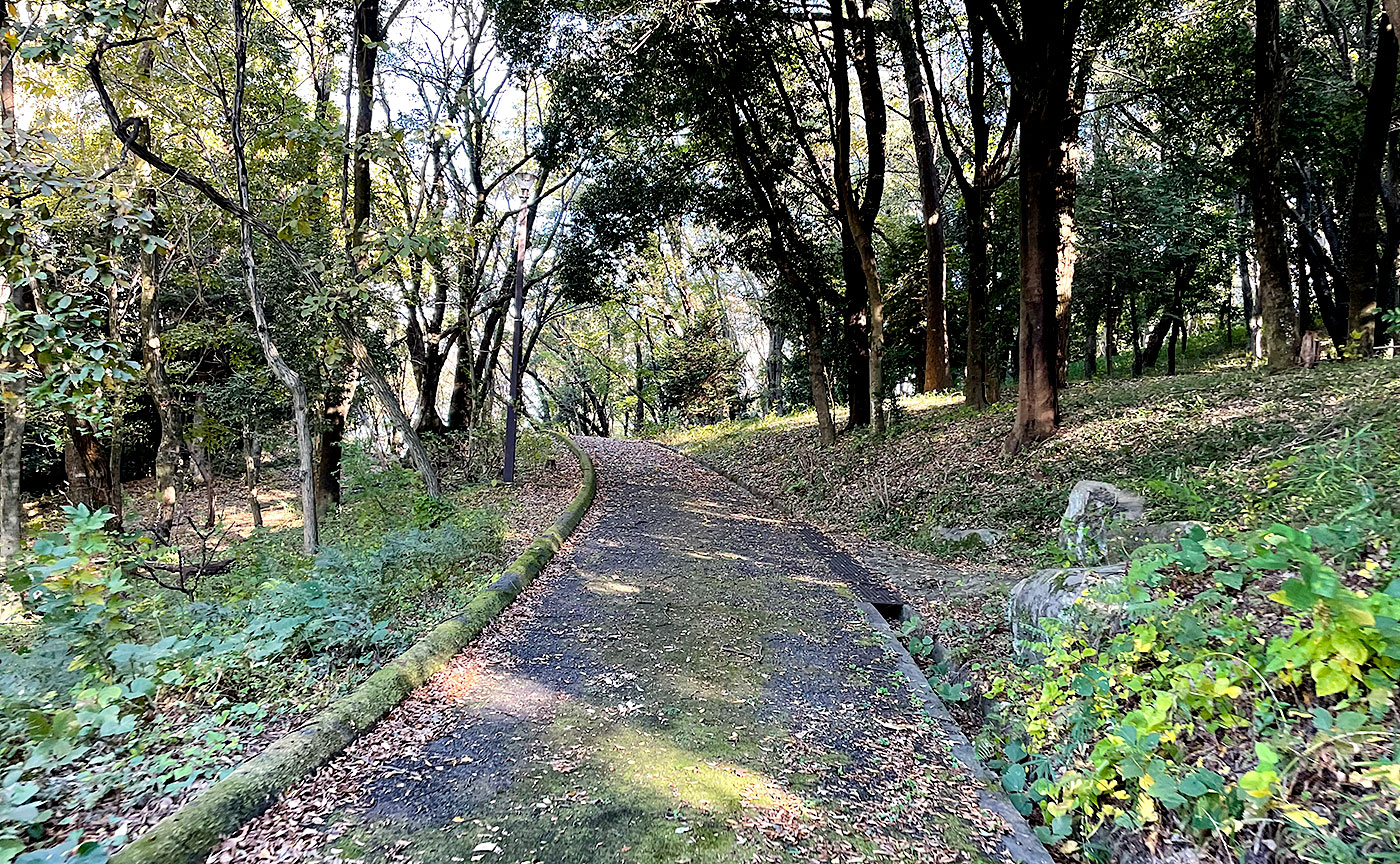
220 439 1011 864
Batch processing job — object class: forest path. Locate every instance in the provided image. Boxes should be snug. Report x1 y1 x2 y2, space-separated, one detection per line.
221 438 1011 864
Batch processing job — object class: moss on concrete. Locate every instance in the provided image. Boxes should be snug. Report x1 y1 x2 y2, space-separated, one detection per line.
109 435 597 864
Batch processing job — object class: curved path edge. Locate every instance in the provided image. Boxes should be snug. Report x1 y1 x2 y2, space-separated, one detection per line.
668 442 1053 863
111 433 598 864
857 602 1055 864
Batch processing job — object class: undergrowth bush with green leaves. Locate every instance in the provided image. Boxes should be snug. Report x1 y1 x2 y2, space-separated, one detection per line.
990 522 1400 863
0 457 509 862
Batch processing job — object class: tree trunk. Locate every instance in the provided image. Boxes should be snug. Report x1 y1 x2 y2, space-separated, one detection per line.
1084 304 1099 379
474 299 508 426
841 228 871 427
1142 314 1174 369
1297 248 1314 333
1007 100 1062 452
807 297 837 446
243 421 263 529
0 394 24 561
231 0 318 553
1104 299 1118 377
635 339 645 431
0 0 18 566
894 0 951 392
1345 11 1398 355
964 186 994 409
833 0 888 435
190 398 216 528
765 320 786 413
1130 292 1145 377
1251 0 1297 371
1055 57 1091 389
127 0 182 535
1238 222 1261 358
349 0 381 256
315 374 352 518
64 419 114 512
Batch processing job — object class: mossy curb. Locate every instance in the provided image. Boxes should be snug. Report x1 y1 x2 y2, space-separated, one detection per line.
110 434 597 864
857 602 1054 864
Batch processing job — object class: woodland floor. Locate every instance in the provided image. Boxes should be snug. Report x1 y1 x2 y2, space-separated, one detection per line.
210 438 1011 864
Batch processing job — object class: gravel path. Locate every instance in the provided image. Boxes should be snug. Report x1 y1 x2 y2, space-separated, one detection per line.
215 438 1010 864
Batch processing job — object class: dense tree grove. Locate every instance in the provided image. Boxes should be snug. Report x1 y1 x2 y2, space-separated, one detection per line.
4 0 1399 525
2 0 1400 859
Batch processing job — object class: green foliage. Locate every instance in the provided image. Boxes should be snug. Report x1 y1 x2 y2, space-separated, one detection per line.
7 507 136 676
655 307 745 425
0 469 509 858
989 522 1400 858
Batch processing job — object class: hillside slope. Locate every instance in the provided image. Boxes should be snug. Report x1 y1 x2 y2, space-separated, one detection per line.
664 360 1400 565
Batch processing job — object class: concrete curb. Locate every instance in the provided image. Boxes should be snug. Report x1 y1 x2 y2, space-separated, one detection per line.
857 601 1055 864
111 434 597 864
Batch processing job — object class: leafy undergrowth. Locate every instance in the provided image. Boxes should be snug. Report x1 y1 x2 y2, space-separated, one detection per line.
991 524 1399 863
0 431 567 863
661 358 1400 863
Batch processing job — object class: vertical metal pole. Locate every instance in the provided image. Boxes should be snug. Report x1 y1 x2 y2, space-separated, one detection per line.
503 194 528 483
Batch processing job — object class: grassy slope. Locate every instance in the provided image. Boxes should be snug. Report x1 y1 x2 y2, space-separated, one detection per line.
664 359 1400 566
661 358 1400 687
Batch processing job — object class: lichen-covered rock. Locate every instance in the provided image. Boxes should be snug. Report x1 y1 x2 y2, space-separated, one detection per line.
1007 563 1126 656
930 526 1006 547
1058 481 1147 564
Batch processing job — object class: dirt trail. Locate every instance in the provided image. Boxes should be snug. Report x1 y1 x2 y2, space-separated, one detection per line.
217 438 1012 864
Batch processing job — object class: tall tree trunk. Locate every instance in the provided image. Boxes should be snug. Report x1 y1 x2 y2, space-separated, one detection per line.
635 339 645 432
1142 314 1175 369
1084 304 1099 379
315 375 352 518
1104 298 1119 377
807 297 837 446
1297 247 1314 333
833 0 889 434
0 0 19 568
64 419 114 511
231 0 318 553
1167 316 1181 375
190 396 216 528
964 183 993 408
349 0 381 257
0 394 20 562
1130 292 1145 377
841 228 871 427
1345 11 1398 355
1251 0 1297 371
338 0 440 498
765 320 786 413
1055 57 1091 389
894 0 951 392
1008 99 1062 451
1238 221 1261 358
130 4 182 534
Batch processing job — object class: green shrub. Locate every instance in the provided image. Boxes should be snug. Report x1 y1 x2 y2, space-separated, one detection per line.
0 484 506 860
990 522 1400 860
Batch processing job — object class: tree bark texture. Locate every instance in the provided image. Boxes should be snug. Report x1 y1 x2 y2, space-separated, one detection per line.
1250 0 1297 370
1344 12 1398 354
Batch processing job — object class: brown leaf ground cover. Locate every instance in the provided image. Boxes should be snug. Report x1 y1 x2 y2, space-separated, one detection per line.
212 438 1017 864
